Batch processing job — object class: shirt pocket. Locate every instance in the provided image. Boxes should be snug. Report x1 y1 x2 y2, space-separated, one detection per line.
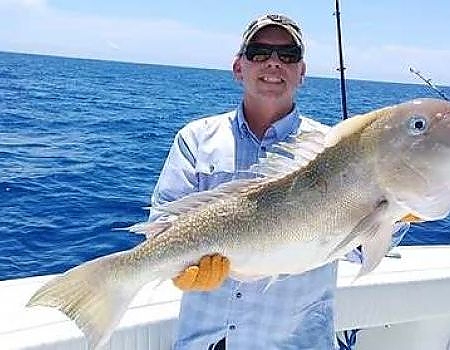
197 170 235 191
196 156 235 191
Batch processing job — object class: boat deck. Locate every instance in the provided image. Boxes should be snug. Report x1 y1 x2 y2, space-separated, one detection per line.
1 245 450 349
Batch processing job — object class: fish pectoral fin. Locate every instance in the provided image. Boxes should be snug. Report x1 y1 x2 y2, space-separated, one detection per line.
358 220 395 278
330 199 394 278
328 199 389 259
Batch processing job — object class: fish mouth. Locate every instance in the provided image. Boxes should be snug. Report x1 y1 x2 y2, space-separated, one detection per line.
399 184 450 221
385 155 450 221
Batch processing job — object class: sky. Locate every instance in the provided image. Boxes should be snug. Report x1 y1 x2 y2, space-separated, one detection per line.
1 0 450 85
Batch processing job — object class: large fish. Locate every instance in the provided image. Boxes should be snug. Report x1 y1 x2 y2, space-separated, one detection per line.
27 98 450 349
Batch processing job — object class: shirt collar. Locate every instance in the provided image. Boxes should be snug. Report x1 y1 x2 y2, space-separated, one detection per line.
236 102 301 143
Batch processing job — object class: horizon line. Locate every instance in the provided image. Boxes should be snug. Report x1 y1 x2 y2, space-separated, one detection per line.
1 49 448 88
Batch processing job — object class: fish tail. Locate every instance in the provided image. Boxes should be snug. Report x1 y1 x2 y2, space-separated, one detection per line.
26 251 155 350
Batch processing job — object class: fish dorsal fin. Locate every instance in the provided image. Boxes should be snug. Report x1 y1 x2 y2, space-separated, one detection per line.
251 109 386 179
152 120 333 220
130 120 330 238
127 177 268 237
325 107 391 148
251 126 329 178
157 178 265 216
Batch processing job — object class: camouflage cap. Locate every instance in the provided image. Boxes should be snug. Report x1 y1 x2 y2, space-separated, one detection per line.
239 14 304 54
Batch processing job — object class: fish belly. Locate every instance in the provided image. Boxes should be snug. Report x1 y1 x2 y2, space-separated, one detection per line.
228 235 344 281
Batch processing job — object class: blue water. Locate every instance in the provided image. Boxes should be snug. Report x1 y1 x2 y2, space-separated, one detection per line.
1 51 449 281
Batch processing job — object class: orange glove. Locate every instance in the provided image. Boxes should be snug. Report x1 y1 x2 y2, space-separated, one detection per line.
400 213 423 223
173 254 230 291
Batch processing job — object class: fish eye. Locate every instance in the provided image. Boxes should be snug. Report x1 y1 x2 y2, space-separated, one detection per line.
408 115 428 135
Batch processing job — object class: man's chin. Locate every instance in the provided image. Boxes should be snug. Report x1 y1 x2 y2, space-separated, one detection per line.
257 90 289 100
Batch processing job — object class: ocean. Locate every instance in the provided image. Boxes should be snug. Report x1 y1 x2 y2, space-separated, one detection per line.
1 51 449 281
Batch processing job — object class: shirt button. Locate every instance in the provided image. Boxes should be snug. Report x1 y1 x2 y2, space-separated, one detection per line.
229 324 236 330
236 292 242 298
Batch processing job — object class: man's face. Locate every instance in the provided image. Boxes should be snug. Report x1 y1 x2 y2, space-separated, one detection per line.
233 26 306 103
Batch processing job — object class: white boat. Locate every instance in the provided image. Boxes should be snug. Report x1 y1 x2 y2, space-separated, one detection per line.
1 245 450 350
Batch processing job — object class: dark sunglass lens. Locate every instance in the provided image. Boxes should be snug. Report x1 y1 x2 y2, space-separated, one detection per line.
245 45 272 62
278 53 299 64
278 55 296 64
277 47 302 63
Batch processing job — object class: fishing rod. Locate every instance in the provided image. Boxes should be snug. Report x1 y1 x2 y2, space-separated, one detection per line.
409 66 449 101
333 7 359 350
334 0 348 119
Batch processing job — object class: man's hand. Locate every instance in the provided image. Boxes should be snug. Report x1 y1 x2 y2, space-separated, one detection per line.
173 254 230 291
400 213 423 223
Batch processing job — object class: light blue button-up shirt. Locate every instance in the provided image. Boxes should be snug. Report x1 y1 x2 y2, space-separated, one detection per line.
149 104 408 350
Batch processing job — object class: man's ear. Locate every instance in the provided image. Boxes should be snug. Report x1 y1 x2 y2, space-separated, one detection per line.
232 56 243 81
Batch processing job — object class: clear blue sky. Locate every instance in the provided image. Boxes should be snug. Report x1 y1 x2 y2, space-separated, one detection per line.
1 0 450 84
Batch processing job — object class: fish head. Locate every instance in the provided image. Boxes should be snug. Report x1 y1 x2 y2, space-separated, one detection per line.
368 98 450 220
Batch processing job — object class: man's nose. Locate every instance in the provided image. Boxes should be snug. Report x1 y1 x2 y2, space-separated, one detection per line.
264 51 282 67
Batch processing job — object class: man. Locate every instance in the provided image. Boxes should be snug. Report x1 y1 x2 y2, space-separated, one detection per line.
149 14 408 350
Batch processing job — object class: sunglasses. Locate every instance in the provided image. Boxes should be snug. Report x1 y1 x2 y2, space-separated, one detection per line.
243 43 303 64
